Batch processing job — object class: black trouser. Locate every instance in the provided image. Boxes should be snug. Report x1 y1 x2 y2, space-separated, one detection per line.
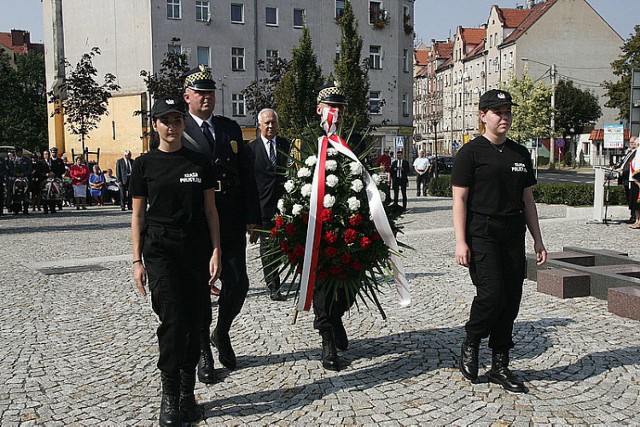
119 181 132 210
416 173 429 196
202 222 249 335
0 181 4 214
629 182 639 217
313 284 355 333
259 218 280 292
143 223 211 374
465 212 526 351
392 179 407 208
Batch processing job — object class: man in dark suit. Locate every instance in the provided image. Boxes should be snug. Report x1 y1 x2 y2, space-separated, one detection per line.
181 65 261 384
390 150 410 210
246 108 290 301
115 150 133 210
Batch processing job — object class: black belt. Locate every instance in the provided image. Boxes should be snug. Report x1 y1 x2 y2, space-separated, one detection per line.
214 178 239 192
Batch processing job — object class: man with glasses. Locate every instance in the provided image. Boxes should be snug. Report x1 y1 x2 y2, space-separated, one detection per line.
181 65 260 384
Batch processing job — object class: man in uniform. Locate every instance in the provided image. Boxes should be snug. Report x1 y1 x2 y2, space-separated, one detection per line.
246 108 290 301
7 147 32 215
181 65 260 384
49 147 66 210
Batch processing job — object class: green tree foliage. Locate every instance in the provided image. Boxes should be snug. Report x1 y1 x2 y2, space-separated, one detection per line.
604 25 640 121
273 27 323 139
242 57 290 122
501 71 552 143
555 79 601 137
334 0 370 135
48 47 120 152
139 51 190 103
0 50 47 152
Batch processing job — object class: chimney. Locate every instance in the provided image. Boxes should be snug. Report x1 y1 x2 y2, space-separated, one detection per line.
528 0 536 9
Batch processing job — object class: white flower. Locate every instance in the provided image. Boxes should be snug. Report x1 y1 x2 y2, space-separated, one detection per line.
323 194 336 208
347 196 361 211
326 174 339 188
325 160 338 171
372 174 381 185
305 156 317 167
351 179 364 192
292 204 303 216
277 198 285 213
284 180 295 193
327 148 338 156
301 183 312 197
379 190 386 202
297 167 312 178
349 161 362 175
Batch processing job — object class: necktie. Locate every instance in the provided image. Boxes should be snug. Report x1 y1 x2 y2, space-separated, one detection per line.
268 140 276 166
126 160 131 175
397 161 401 178
201 121 215 149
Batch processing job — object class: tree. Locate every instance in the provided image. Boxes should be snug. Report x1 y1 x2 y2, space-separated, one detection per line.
139 51 190 102
273 27 324 139
242 57 290 121
334 0 370 136
501 72 553 143
604 25 640 121
0 50 48 152
555 79 601 137
48 47 120 153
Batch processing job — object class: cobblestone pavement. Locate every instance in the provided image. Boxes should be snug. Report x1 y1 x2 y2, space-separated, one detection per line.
1 186 639 426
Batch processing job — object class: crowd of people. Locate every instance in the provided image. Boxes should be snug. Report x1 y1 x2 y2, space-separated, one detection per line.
0 147 122 216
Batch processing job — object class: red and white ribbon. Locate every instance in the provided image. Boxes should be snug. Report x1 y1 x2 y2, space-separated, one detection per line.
297 108 411 311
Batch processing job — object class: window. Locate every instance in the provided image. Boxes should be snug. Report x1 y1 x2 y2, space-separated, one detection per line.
336 0 345 18
489 34 493 48
197 46 210 66
195 1 209 21
231 3 244 23
369 45 382 70
232 47 245 71
293 8 305 28
168 44 182 54
403 49 410 73
402 93 409 116
167 0 181 19
369 1 382 24
266 49 279 72
369 91 381 114
232 93 246 116
266 7 278 26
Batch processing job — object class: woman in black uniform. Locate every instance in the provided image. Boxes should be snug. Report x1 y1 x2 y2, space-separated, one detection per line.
131 98 221 425
451 89 547 393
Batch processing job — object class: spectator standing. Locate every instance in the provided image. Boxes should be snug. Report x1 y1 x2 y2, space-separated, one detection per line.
116 150 134 211
247 108 290 301
413 149 431 197
616 136 638 224
390 150 410 211
0 155 7 216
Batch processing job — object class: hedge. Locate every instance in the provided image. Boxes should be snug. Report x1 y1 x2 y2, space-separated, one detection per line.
427 175 626 207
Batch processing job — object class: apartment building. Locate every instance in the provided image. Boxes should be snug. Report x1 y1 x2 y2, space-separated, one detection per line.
42 0 415 168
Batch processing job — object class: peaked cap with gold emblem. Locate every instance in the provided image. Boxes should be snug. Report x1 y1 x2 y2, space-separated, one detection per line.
182 64 217 91
316 81 348 106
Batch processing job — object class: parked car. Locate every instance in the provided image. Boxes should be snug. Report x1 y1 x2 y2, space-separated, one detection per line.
435 156 455 175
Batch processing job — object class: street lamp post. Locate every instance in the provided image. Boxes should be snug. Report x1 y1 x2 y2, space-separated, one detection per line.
432 119 439 178
522 57 556 167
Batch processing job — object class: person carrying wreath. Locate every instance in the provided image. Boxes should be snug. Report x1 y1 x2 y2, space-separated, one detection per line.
130 97 222 425
451 89 547 393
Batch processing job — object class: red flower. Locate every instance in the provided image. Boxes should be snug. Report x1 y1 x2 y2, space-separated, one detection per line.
280 242 289 252
324 231 337 244
340 253 352 264
320 209 333 222
275 215 285 229
270 227 278 237
344 228 358 244
359 237 372 249
287 254 298 263
372 232 381 241
324 246 338 258
349 214 363 226
302 214 309 224
285 223 296 236
339 273 347 280
318 270 329 280
330 265 343 275
293 245 305 257
352 261 363 270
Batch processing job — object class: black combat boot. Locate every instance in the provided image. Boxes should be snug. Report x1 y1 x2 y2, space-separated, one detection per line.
332 318 348 351
159 371 181 426
179 369 202 423
486 350 526 393
197 332 215 384
459 337 480 382
321 330 340 371
211 327 237 369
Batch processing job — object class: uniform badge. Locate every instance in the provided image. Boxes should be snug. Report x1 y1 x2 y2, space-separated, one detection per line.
230 140 238 154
